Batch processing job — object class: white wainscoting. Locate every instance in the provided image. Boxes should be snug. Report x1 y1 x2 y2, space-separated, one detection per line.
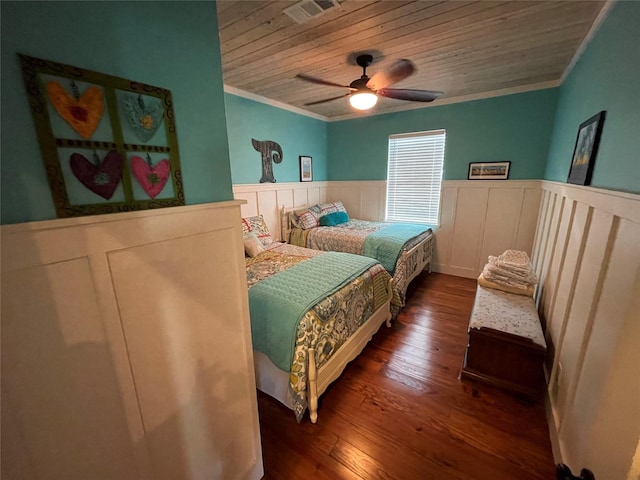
325 181 388 222
531 181 640 480
233 182 330 242
1 202 264 480
437 180 541 278
234 180 541 278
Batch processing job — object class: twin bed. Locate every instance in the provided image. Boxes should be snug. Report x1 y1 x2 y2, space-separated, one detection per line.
281 202 434 306
242 202 434 423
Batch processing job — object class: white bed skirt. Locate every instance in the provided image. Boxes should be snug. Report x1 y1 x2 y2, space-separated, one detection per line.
253 350 296 410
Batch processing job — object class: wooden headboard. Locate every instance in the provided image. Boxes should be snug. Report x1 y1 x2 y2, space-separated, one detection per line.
280 204 313 243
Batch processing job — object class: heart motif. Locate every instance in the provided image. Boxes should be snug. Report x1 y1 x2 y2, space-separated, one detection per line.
70 150 123 199
131 156 171 200
123 94 164 143
46 81 104 139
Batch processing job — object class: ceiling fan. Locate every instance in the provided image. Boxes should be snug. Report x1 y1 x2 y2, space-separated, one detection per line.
296 54 443 111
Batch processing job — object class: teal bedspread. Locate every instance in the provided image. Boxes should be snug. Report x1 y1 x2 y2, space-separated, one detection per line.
363 223 431 274
248 251 378 372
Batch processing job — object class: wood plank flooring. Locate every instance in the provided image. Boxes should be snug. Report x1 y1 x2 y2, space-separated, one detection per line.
257 272 555 480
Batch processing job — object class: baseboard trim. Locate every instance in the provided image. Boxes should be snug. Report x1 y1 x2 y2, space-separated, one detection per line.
545 392 563 464
432 264 478 279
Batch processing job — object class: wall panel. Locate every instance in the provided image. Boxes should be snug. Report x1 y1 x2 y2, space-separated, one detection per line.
531 188 551 275
535 194 562 313
326 181 386 221
449 187 490 277
1 202 264 480
2 259 140 480
434 186 457 268
532 181 640 480
438 180 542 277
537 196 568 337
555 209 614 420
234 180 541 277
478 187 525 271
545 201 590 374
516 187 543 253
233 182 329 241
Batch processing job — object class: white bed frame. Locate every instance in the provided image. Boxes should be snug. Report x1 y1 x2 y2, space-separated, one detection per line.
254 277 393 423
280 205 433 300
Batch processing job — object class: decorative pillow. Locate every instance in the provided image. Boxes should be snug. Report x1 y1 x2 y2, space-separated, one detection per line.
332 200 347 214
319 211 349 226
241 215 273 245
317 202 339 217
243 232 265 257
292 207 320 229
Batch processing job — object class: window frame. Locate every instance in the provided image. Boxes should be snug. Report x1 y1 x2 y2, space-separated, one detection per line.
385 129 446 226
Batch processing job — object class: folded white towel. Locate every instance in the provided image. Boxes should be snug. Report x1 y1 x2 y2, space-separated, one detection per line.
482 264 536 289
498 249 531 268
483 250 538 287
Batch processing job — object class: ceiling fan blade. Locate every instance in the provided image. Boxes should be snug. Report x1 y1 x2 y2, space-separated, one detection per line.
366 59 415 91
376 88 443 102
296 73 356 90
304 93 350 106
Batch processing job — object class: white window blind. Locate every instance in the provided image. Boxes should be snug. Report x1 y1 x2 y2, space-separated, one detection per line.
385 129 445 225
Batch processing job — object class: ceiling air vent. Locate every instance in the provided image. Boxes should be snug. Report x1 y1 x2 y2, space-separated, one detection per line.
284 0 339 24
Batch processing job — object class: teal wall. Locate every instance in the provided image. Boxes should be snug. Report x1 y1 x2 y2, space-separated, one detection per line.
1 1 232 225
2 1 636 226
224 93 328 184
544 1 640 193
327 89 558 181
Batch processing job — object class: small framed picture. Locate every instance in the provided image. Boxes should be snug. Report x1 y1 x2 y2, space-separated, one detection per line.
299 155 312 182
468 161 511 180
567 111 606 186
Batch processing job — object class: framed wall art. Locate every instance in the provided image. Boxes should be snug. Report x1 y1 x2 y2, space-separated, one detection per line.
19 54 184 218
468 161 511 180
567 111 606 186
300 155 312 182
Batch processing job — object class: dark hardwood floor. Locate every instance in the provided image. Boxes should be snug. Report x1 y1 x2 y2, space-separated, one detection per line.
257 272 555 480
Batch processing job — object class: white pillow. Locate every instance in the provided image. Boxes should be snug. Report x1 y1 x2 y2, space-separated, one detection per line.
243 231 265 257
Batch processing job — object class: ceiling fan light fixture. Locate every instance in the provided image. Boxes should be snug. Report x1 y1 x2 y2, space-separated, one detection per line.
349 90 378 110
296 55 441 111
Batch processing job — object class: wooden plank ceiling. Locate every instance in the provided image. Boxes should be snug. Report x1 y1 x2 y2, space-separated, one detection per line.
217 1 606 120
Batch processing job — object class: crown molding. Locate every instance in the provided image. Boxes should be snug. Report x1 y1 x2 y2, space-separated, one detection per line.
225 81 562 124
560 0 616 84
224 85 329 121
327 81 561 122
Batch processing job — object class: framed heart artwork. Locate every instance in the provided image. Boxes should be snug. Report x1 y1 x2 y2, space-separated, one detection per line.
19 54 185 218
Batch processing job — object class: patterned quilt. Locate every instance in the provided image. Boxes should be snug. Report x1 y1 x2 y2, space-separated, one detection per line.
289 219 432 304
246 243 398 421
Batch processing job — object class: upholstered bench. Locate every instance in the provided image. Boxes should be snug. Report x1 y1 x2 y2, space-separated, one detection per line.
461 285 547 398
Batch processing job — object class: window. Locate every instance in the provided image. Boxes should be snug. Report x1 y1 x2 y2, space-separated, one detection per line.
385 129 445 226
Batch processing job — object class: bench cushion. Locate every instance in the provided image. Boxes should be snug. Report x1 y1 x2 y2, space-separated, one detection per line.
469 286 546 348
